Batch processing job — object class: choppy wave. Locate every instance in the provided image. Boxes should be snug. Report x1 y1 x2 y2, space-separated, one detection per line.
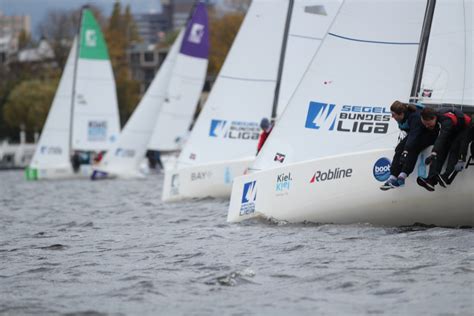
0 170 472 315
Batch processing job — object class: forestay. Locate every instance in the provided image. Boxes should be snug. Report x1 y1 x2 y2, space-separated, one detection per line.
251 0 426 171
419 0 473 105
72 9 120 152
148 2 209 151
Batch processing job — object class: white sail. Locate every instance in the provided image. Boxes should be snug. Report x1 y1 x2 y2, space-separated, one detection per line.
94 31 184 177
175 0 290 168
29 38 77 172
277 0 343 116
26 8 120 180
251 0 425 172
148 2 209 151
161 0 344 201
227 0 473 227
419 0 473 105
71 9 120 152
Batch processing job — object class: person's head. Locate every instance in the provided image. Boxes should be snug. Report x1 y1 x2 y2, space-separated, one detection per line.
420 107 437 130
260 118 270 130
390 100 408 122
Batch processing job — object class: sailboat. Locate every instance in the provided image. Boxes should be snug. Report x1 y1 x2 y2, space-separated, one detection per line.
25 7 120 180
227 0 473 226
91 2 209 179
162 0 343 201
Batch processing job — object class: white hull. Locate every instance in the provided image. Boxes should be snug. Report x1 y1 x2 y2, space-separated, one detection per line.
228 148 474 227
0 142 36 169
162 157 255 202
93 154 177 180
29 164 93 180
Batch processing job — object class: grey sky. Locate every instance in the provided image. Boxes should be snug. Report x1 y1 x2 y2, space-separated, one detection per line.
0 0 163 37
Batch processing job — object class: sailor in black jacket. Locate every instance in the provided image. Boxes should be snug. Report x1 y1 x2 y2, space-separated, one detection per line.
417 107 470 191
380 101 436 190
438 116 474 186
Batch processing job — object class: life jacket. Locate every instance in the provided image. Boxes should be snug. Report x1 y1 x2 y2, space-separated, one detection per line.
464 114 472 126
438 108 469 131
257 127 272 153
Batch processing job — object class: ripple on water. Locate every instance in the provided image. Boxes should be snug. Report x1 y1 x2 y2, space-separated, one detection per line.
0 170 472 315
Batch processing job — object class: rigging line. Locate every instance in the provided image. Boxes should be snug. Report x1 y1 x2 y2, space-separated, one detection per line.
220 75 276 83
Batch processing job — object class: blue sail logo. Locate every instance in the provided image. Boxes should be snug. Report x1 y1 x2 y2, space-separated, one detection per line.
305 102 337 130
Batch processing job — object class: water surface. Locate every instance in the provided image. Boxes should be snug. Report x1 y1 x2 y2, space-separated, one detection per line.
0 170 472 315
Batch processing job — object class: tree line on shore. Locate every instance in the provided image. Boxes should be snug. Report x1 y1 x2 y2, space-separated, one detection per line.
0 1 245 143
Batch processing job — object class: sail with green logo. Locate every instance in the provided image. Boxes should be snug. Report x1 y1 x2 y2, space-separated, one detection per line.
27 7 120 180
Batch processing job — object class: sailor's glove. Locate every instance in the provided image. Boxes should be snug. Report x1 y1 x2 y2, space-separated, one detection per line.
399 151 408 166
454 159 465 172
425 152 437 165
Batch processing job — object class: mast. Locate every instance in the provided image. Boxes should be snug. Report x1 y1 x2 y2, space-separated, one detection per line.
68 6 85 157
270 0 294 121
187 1 199 23
409 0 436 103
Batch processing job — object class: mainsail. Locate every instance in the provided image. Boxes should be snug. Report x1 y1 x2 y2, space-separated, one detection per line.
174 0 290 168
148 2 209 151
251 0 425 171
175 0 340 169
72 9 120 152
94 31 183 177
27 8 120 180
95 2 209 178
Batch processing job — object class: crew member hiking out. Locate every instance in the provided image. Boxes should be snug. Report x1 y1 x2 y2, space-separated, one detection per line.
380 101 436 190
417 107 470 191
256 117 273 154
436 113 474 186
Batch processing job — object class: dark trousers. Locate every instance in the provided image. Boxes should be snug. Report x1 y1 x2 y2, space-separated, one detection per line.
428 134 457 177
391 131 437 177
443 129 470 176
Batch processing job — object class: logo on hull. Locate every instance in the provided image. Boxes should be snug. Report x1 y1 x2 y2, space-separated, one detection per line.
310 167 352 183
190 171 212 181
240 181 257 215
170 174 180 196
373 158 391 182
276 172 292 193
274 152 286 163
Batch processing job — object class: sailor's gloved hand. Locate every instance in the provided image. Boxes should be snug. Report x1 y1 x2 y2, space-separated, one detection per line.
454 160 465 172
399 151 408 166
425 152 437 165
